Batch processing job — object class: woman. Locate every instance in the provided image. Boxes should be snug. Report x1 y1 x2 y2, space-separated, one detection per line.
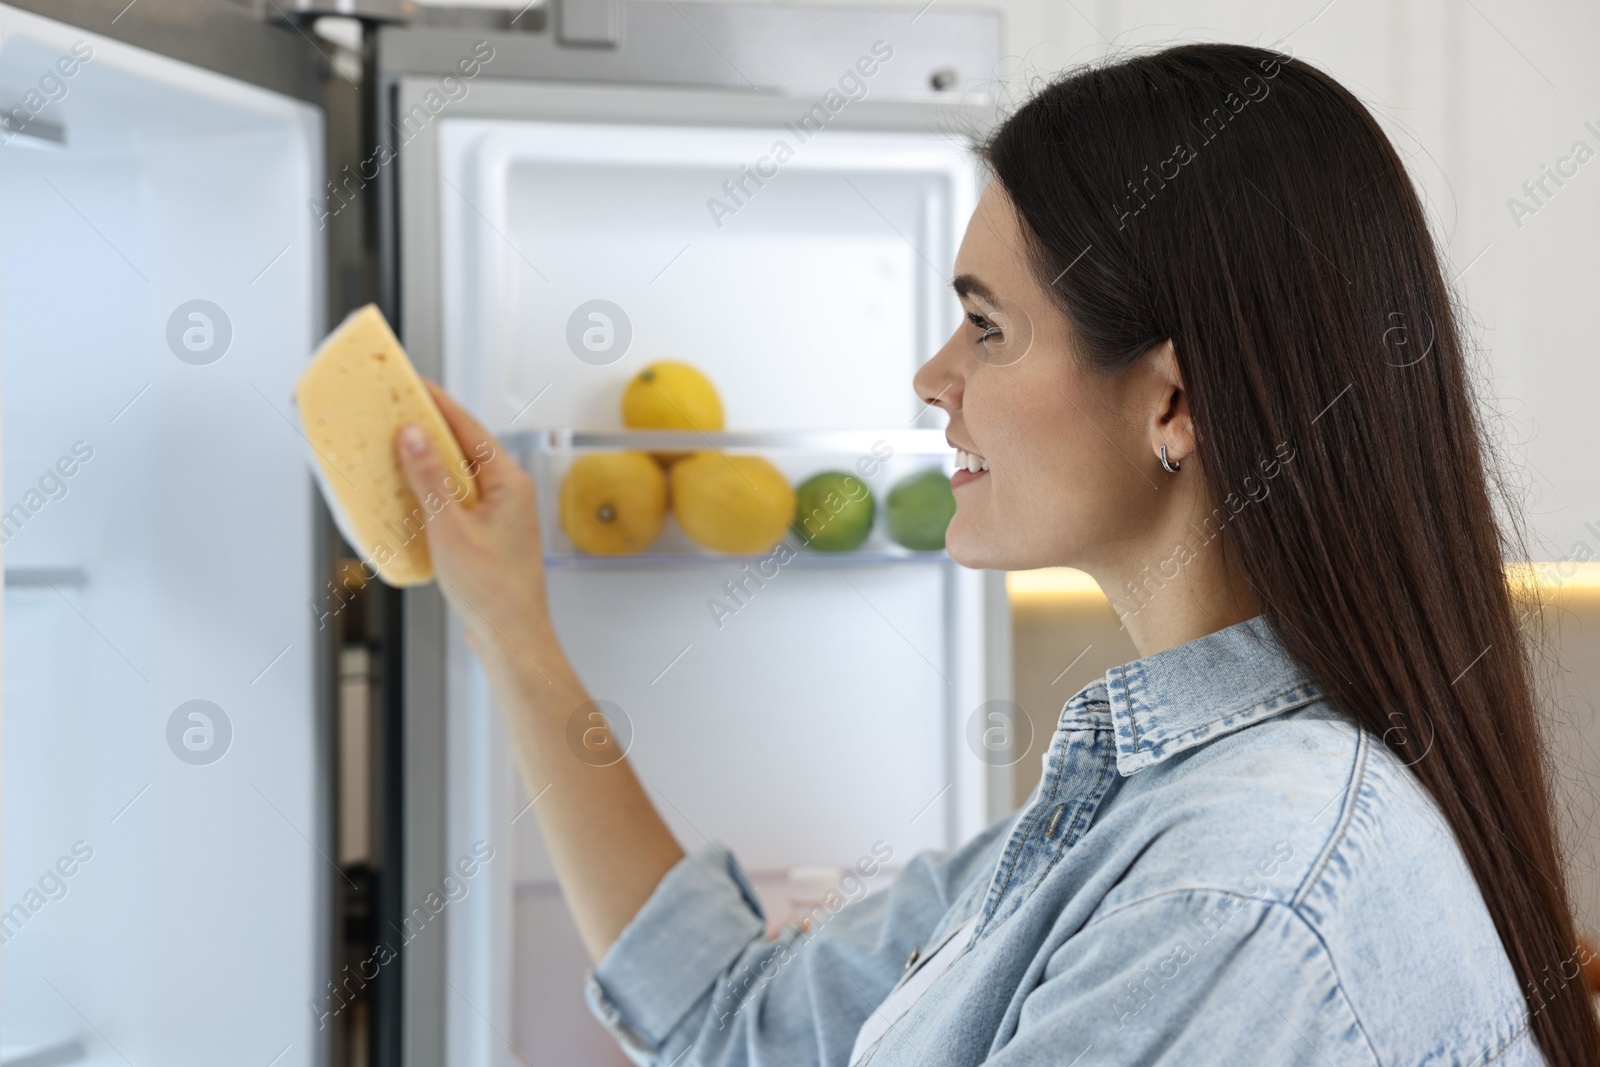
393 43 1599 1066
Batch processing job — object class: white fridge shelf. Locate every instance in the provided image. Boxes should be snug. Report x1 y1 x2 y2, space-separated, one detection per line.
505 428 959 567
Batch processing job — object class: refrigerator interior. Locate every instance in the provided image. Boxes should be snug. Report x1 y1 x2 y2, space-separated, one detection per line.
0 9 324 1066
432 109 989 1064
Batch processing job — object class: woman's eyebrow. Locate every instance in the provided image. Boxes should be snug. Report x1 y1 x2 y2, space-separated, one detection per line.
952 273 999 304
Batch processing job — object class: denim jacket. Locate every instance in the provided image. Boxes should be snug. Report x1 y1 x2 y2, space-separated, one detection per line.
584 615 1543 1065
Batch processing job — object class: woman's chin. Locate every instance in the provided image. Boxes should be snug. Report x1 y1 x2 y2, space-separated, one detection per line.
943 521 1005 571
945 519 1075 574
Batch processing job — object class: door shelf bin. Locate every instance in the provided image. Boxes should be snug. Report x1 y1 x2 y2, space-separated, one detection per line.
505 428 958 567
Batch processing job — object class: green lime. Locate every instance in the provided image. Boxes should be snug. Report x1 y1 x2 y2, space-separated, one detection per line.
791 470 875 551
886 469 956 551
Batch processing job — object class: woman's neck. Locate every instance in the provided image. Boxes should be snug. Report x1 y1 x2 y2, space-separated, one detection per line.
1092 535 1263 658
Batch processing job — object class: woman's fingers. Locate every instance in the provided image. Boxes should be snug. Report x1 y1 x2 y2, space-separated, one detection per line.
393 423 466 525
422 379 513 497
395 381 549 644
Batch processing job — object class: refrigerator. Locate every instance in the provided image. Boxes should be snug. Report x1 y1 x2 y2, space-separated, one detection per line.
0 2 1007 1065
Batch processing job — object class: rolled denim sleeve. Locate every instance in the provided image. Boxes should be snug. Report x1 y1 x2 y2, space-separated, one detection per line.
986 889 1379 1066
584 821 1013 1067
583 844 768 1058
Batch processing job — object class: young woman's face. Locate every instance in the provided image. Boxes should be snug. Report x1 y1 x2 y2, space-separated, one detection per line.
913 184 1167 574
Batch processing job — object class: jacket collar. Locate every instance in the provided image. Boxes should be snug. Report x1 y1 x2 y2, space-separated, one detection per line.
1073 615 1325 776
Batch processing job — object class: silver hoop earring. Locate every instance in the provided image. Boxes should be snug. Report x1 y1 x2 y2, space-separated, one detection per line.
1159 445 1181 474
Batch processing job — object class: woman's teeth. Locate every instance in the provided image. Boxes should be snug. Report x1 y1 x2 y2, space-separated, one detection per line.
956 448 988 473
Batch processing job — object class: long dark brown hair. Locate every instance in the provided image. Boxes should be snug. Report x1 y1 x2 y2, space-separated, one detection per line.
983 43 1598 1061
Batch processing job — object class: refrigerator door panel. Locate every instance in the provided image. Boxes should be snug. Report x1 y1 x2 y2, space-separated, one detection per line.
0 7 326 1065
390 47 1002 1067
438 115 975 432
528 564 956 879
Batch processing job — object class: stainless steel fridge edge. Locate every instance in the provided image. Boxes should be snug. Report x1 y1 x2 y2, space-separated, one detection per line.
0 0 325 104
375 2 1002 99
982 568 1015 820
377 12 1001 1064
306 103 337 1067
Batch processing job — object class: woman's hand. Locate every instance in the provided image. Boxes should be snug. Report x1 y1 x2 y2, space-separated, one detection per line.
393 381 553 667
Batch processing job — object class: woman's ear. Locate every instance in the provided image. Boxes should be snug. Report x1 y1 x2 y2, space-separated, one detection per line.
1145 340 1195 467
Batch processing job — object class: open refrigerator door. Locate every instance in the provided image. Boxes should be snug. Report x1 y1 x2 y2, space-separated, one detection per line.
388 42 1010 1064
0 4 328 1065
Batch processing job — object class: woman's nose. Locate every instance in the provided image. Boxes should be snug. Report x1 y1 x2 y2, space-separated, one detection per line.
914 329 967 412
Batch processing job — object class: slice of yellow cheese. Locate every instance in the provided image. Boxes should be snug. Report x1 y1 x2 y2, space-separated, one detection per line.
294 304 478 587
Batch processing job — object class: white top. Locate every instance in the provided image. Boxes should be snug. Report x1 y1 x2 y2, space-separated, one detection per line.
847 914 979 1066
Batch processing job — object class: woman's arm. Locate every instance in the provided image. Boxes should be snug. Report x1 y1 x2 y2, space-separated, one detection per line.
393 382 684 963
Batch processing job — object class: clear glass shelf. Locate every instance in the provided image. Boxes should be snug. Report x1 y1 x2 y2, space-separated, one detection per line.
504 428 957 567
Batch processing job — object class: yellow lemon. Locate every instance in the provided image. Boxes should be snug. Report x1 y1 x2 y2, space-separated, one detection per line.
560 452 669 555
622 361 724 464
670 453 795 555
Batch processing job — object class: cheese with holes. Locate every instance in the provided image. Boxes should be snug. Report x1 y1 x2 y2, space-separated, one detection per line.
294 304 478 587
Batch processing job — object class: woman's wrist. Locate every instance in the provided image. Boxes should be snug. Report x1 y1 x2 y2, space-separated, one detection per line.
475 613 567 690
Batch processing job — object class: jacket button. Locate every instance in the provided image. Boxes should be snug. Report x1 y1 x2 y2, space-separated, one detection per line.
1045 802 1068 839
903 946 920 972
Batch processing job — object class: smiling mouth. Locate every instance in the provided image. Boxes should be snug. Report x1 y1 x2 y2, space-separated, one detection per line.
955 447 989 473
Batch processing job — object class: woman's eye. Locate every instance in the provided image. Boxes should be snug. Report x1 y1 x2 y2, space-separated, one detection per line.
968 312 1001 343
